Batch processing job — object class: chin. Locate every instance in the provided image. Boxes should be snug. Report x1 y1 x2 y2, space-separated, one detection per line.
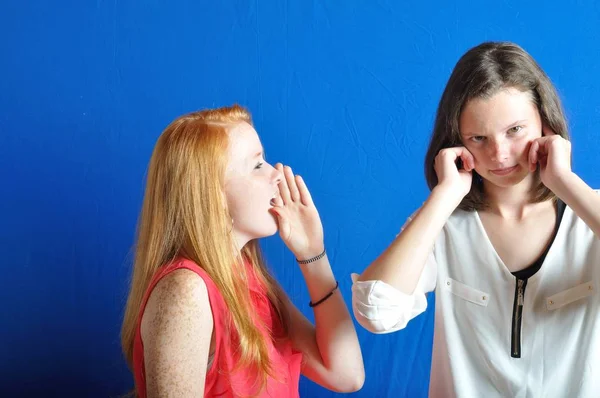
240 218 279 241
258 217 279 237
246 229 277 242
264 225 279 237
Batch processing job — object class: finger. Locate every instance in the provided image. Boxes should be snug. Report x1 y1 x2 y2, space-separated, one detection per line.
538 153 548 170
460 150 476 172
295 175 314 207
535 137 553 156
534 139 554 169
526 142 535 172
528 140 537 170
442 147 467 158
275 163 291 205
438 148 459 169
441 147 473 171
269 207 290 234
284 166 300 202
269 205 284 221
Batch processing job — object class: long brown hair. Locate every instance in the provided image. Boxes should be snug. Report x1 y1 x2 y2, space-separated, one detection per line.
121 104 290 393
424 41 570 210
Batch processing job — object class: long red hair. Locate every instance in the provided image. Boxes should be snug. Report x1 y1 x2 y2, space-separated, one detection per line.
121 105 290 394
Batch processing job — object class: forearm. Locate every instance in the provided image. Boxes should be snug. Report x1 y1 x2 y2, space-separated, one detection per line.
299 255 364 388
551 172 600 238
357 187 456 294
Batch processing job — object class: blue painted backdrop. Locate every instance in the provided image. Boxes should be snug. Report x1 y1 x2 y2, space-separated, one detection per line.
1 1 599 396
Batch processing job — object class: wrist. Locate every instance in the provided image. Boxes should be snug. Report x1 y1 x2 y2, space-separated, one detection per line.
431 185 464 210
295 246 326 264
547 170 576 196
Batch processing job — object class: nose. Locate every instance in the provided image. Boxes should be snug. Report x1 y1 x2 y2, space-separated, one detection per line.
489 137 509 163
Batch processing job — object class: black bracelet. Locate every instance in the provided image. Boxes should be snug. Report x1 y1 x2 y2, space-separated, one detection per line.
309 281 339 308
296 248 326 264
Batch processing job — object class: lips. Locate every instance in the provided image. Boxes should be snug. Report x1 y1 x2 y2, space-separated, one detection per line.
490 165 517 176
269 191 278 206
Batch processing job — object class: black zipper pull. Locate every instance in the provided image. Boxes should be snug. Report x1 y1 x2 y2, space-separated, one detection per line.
517 279 524 306
511 278 526 358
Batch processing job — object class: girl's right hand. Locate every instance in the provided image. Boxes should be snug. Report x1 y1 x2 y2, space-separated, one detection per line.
433 147 475 203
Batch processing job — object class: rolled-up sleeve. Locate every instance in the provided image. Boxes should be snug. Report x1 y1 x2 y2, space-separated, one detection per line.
351 251 437 334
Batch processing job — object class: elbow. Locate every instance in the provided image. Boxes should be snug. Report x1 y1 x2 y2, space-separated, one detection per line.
345 371 365 392
353 309 379 333
332 368 365 393
353 305 408 334
351 288 427 334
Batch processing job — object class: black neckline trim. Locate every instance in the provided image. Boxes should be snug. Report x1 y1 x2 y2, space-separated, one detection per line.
511 199 566 280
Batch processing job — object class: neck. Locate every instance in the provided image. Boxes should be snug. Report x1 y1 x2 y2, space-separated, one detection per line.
232 229 252 254
482 174 539 220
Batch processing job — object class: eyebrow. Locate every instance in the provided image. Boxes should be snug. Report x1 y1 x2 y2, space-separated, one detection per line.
502 119 528 130
461 119 529 136
249 150 265 161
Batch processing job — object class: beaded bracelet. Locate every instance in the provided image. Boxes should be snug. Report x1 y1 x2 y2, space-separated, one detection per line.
309 281 339 308
296 248 326 264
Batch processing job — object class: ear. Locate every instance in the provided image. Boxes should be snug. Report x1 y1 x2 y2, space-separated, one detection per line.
542 124 557 137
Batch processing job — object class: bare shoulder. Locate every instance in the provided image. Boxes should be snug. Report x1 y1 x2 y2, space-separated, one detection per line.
141 268 213 340
141 268 214 397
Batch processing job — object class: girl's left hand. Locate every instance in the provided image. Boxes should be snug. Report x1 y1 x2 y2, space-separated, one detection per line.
270 163 325 261
528 126 572 189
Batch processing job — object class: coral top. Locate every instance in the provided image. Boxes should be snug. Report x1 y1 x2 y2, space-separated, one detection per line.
133 258 302 397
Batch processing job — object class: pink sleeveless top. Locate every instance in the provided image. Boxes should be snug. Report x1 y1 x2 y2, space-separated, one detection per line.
132 258 302 397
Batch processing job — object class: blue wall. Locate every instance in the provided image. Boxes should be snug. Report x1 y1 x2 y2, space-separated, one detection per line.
1 1 599 396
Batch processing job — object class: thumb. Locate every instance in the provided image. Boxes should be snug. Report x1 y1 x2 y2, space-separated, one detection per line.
269 207 290 235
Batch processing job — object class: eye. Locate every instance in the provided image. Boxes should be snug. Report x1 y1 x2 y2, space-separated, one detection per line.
254 162 264 170
470 136 486 143
508 126 523 134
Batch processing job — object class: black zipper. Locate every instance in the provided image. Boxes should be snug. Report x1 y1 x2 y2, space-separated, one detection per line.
511 278 527 358
507 200 566 358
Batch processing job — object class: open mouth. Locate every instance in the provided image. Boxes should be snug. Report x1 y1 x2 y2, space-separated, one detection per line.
269 191 278 206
